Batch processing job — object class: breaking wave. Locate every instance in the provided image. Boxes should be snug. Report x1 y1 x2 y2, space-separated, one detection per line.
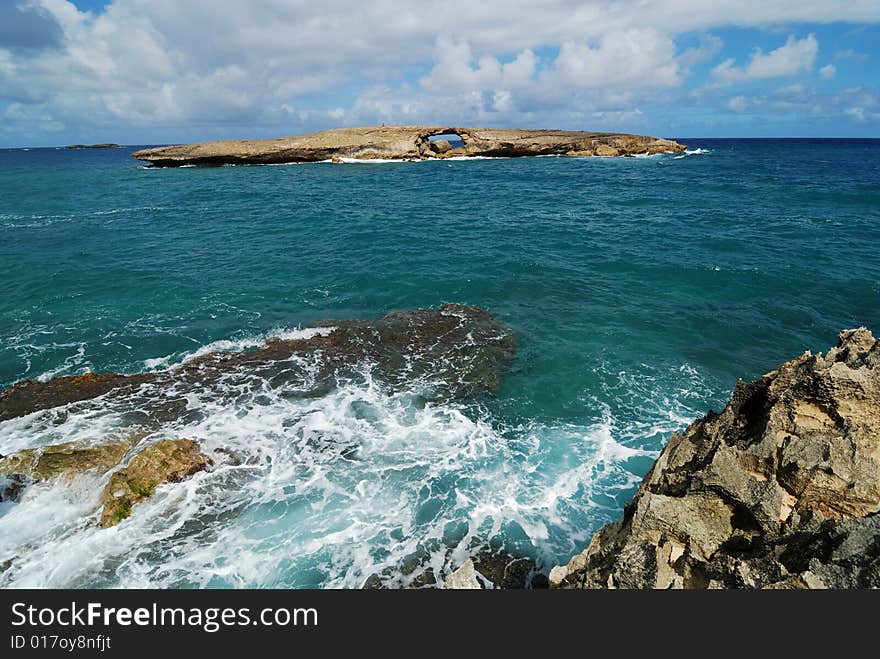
0 319 713 588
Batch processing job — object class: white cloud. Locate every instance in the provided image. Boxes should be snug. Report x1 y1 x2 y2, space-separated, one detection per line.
421 38 537 92
712 34 819 83
548 29 680 90
391 29 683 125
1 1 879 143
710 84 880 126
678 34 724 69
819 64 836 79
728 95 749 112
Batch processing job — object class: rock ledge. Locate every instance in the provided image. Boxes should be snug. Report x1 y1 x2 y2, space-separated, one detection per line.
551 328 880 589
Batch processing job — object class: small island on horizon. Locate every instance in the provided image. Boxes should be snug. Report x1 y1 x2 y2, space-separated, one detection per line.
64 143 122 149
131 125 686 167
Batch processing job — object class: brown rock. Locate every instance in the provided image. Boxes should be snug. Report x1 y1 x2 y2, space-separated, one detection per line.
132 126 685 166
0 371 155 423
0 440 130 482
551 328 880 589
594 144 620 157
100 439 212 527
0 474 27 502
429 138 452 154
0 305 514 424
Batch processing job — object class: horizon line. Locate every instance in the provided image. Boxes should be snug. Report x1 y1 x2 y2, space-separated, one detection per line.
3 136 880 150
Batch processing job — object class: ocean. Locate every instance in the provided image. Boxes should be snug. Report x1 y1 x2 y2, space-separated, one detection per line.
1 139 878 587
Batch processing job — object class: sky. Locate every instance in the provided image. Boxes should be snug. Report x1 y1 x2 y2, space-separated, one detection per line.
0 0 879 146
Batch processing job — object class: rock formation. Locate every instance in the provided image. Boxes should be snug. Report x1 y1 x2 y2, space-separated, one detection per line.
0 372 153 423
550 328 880 589
0 474 27 503
444 559 481 589
364 538 545 589
131 126 685 166
0 305 515 429
0 440 129 482
0 437 211 526
100 439 212 527
64 144 121 149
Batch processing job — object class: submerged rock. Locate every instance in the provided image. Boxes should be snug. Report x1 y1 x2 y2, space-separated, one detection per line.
100 439 212 527
131 126 685 166
471 547 548 589
0 304 515 425
0 372 153 423
0 474 28 503
364 537 545 589
551 328 880 589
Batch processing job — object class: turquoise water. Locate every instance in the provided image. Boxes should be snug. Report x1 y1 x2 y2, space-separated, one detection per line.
1 140 878 587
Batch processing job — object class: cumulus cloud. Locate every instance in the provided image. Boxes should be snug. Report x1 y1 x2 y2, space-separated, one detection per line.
678 34 724 68
0 1 879 143
417 28 682 120
421 38 537 92
547 29 680 90
712 34 819 83
819 64 836 79
712 83 880 126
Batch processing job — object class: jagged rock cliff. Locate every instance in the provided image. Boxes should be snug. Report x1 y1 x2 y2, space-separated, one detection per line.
131 126 685 166
550 328 880 589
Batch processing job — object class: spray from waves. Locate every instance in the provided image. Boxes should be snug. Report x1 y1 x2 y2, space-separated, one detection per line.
0 371 671 588
0 375 711 588
0 206 169 229
0 308 717 589
143 326 337 371
673 148 712 160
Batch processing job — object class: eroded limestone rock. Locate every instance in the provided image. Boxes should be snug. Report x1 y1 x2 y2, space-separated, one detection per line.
132 126 685 166
551 328 880 589
100 439 212 527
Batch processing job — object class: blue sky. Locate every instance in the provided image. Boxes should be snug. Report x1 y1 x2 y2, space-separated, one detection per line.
1 1 878 146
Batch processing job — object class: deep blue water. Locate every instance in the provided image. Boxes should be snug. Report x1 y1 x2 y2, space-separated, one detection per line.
0 139 878 587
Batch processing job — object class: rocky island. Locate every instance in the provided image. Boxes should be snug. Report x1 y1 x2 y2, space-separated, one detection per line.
64 143 121 149
131 126 685 166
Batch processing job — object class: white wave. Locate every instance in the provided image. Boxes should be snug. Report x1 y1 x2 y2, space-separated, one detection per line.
337 157 421 164
442 155 508 161
684 148 711 155
1 339 714 588
0 370 685 588
36 344 88 382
